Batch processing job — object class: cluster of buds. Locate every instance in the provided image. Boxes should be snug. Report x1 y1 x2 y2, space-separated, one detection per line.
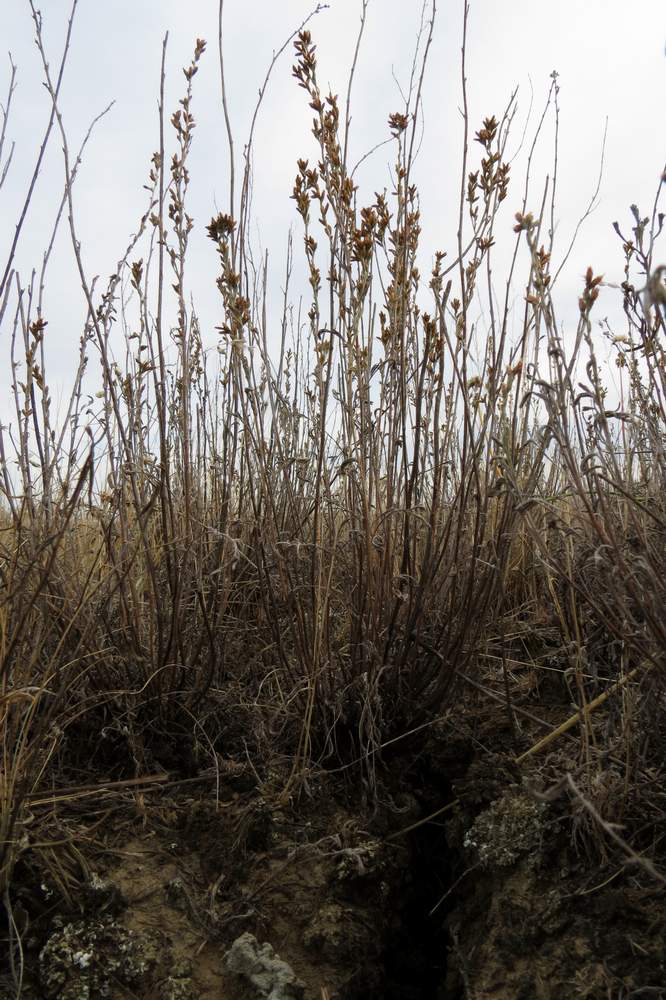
421 311 442 369
388 112 410 137
206 213 236 243
167 39 206 231
292 30 317 93
207 213 250 337
293 29 367 307
468 156 510 218
467 116 510 222
430 250 448 296
293 32 353 218
475 116 499 148
24 317 47 395
164 38 207 354
351 196 391 266
292 160 323 294
501 359 523 396
513 211 536 234
184 38 206 80
313 96 348 195
292 158 322 226
525 246 551 307
579 266 603 315
130 258 143 292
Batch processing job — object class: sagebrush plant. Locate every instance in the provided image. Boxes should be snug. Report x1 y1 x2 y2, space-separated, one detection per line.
0 0 665 972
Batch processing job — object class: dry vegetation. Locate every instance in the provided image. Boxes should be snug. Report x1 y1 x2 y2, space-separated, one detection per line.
0 1 665 995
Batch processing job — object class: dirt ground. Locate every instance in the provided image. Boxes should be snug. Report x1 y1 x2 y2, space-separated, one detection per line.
2 689 666 999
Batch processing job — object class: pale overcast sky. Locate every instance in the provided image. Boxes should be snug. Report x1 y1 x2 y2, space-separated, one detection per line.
1 0 664 425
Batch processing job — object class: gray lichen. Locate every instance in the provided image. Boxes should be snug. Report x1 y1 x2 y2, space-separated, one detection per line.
335 838 384 880
39 916 158 999
81 872 126 916
163 974 196 999
162 956 195 999
463 791 546 869
224 932 305 1000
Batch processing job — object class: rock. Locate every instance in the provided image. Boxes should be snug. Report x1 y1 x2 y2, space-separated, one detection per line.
224 931 305 1000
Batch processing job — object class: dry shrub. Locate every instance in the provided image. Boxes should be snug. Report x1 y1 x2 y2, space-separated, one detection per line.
0 3 664 957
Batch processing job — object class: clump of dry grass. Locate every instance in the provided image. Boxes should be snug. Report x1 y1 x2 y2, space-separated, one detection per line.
0 2 665 985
